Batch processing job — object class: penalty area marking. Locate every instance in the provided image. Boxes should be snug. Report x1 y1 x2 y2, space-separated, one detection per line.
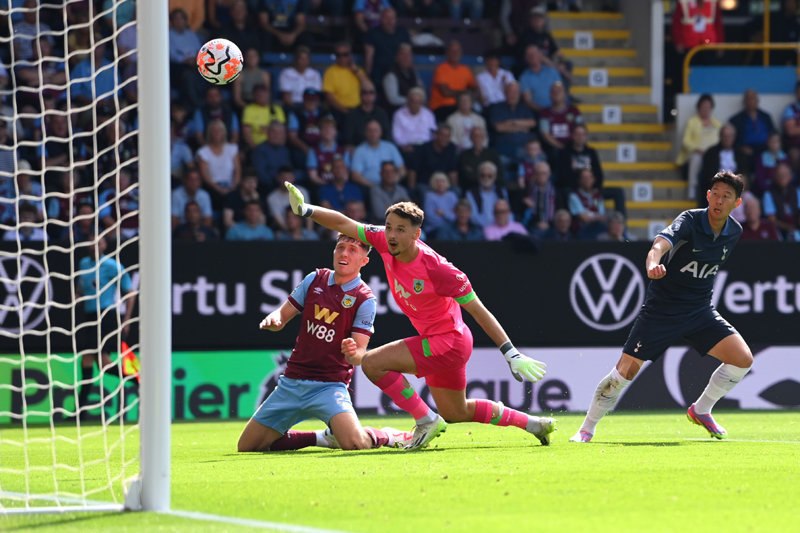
163 509 352 532
684 438 800 445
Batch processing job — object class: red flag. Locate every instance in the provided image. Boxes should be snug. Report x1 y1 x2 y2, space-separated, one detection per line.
121 341 140 383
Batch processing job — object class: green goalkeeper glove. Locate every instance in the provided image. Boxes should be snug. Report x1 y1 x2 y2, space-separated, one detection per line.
285 182 314 217
500 342 546 383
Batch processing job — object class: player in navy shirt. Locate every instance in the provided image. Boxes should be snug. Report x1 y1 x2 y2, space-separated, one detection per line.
571 172 754 443
238 234 412 452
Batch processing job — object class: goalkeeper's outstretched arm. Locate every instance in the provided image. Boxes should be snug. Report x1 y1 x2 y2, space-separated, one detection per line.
285 182 360 239
462 296 547 383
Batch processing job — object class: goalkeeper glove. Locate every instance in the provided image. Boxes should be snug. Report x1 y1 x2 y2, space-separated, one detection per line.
500 342 546 383
285 182 314 217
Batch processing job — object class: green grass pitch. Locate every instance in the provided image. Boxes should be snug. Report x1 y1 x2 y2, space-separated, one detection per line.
2 411 798 532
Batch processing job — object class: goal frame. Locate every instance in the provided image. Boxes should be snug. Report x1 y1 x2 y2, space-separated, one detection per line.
133 0 172 513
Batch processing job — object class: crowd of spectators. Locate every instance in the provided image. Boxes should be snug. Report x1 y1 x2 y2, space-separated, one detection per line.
2 0 797 248
678 87 800 241
159 1 632 244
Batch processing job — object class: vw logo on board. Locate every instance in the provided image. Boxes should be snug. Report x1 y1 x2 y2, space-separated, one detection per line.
569 253 644 331
0 255 52 335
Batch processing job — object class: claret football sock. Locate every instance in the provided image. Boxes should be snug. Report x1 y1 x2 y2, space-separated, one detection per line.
363 426 390 448
581 367 631 434
471 399 529 430
269 430 317 451
693 363 751 415
374 372 436 424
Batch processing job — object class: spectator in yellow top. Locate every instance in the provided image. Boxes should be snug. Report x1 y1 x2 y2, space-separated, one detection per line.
323 42 371 123
242 83 286 149
676 93 721 201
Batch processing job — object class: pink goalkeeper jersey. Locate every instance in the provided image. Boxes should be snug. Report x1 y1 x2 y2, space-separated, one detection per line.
357 224 476 336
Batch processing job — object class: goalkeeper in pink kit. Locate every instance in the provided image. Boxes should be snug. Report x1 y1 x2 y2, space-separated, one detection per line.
286 182 557 449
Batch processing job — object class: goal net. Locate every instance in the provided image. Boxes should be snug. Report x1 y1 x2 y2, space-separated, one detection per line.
0 0 170 514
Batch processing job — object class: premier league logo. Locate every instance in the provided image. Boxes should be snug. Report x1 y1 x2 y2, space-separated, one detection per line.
413 279 424 294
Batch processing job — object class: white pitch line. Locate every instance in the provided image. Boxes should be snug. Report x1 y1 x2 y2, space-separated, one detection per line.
684 438 800 444
162 509 353 533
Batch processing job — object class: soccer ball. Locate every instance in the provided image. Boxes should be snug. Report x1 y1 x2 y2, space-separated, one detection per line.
196 38 243 85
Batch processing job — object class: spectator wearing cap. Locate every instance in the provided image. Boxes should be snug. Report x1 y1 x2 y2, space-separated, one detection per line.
307 116 351 186
279 46 322 107
351 119 405 188
322 42 371 120
382 43 425 115
364 7 411 92
392 87 437 167
429 40 478 123
517 6 573 94
242 83 287 149
477 52 515 108
319 154 364 212
499 0 541 49
287 87 324 169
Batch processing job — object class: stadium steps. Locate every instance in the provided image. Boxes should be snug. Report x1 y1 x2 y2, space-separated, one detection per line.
573 66 645 86
577 103 658 123
549 9 685 240
552 29 631 49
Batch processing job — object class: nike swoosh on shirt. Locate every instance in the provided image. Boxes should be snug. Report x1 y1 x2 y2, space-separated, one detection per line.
692 248 703 252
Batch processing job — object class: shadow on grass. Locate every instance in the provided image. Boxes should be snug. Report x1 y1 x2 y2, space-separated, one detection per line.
3 511 120 531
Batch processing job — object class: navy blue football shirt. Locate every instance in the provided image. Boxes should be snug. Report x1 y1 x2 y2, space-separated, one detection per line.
646 208 742 310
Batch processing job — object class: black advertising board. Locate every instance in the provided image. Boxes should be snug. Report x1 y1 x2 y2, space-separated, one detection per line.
1 240 798 352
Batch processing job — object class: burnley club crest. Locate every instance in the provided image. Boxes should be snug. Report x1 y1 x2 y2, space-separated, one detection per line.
413 279 424 294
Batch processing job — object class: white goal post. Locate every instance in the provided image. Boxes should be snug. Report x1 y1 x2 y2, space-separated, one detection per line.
132 0 171 514
0 0 171 514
